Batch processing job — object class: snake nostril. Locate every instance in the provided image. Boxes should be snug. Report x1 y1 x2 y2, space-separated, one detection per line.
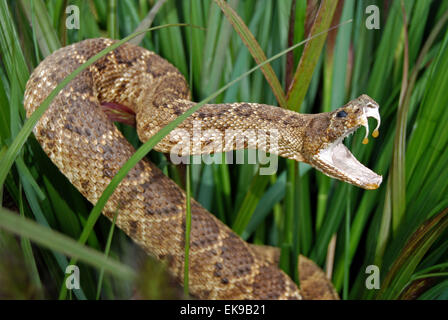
336 110 347 118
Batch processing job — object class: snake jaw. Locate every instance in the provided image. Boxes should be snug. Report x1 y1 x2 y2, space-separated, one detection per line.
314 139 383 190
311 95 383 190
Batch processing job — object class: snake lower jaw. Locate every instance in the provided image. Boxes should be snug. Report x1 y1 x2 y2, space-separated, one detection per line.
311 131 382 190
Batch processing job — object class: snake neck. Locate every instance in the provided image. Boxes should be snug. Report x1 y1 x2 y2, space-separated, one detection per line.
135 94 310 163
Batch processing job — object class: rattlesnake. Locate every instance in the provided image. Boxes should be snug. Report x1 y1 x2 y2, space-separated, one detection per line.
24 38 381 299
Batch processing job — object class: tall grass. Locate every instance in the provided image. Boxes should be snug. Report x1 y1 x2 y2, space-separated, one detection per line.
0 0 447 300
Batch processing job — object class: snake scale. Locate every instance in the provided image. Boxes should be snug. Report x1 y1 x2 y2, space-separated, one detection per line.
24 38 381 299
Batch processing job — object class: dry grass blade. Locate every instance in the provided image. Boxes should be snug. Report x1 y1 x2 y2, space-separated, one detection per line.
19 0 60 57
285 0 297 88
129 0 167 45
305 0 320 37
286 0 339 111
378 207 448 299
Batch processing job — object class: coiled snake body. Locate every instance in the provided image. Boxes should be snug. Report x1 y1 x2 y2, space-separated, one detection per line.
24 38 381 299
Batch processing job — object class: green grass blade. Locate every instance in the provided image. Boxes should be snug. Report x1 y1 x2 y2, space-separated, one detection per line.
0 207 136 281
107 0 118 39
95 210 118 300
241 171 286 240
232 172 270 235
390 2 410 233
18 183 43 298
215 0 287 108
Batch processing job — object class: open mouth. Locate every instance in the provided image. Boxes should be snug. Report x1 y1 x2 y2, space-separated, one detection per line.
313 102 382 190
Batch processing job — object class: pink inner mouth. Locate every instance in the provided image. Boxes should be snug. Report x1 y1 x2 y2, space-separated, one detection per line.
101 102 136 126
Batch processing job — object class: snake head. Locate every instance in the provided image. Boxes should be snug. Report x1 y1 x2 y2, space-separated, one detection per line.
303 94 382 190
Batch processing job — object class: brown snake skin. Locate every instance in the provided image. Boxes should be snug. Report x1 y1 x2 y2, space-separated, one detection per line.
24 38 381 299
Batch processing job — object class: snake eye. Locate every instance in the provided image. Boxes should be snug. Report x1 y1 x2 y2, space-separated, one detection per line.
336 110 347 118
